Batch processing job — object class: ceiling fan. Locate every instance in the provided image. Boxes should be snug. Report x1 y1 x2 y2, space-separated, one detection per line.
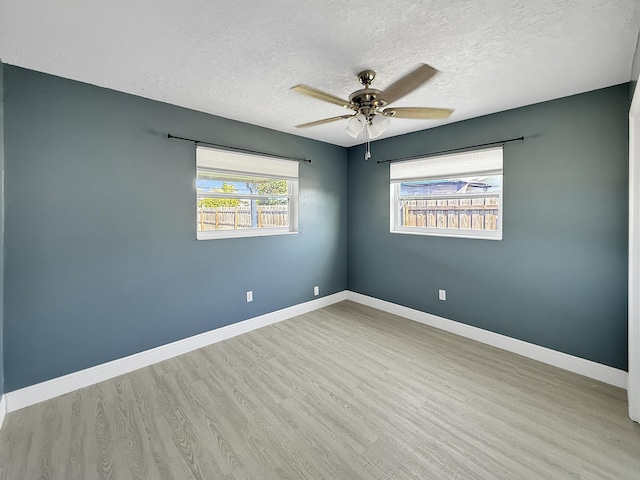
291 64 453 159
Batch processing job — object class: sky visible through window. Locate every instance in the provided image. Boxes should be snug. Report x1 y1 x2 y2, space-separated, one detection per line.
399 175 501 196
197 170 287 196
197 178 254 194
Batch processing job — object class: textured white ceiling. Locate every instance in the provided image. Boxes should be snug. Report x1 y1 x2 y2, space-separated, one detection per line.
1 0 639 147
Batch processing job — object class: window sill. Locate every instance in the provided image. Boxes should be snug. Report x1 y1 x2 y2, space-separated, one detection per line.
391 228 502 241
197 229 298 241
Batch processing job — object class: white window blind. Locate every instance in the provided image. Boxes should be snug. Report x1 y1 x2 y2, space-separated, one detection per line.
197 146 298 179
390 147 503 182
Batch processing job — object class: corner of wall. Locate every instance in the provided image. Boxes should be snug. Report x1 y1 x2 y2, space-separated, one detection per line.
0 57 6 402
631 30 640 102
0 395 6 431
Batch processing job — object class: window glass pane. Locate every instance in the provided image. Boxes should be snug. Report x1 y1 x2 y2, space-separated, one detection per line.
399 175 501 196
398 196 499 231
197 170 289 196
197 198 290 232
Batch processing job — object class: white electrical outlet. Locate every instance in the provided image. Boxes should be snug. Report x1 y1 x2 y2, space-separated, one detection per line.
246 291 253 302
314 286 319 296
438 289 446 301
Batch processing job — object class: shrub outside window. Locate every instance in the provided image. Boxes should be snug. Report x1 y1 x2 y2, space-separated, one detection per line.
196 146 299 240
390 147 503 240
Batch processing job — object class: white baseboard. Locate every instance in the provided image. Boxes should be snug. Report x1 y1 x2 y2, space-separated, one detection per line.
346 291 628 389
5 289 627 414
5 292 347 413
0 395 6 431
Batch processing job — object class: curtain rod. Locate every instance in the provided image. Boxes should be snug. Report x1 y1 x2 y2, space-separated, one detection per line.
167 134 312 163
376 136 525 164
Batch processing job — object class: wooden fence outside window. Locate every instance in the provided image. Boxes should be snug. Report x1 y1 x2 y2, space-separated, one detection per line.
400 197 499 231
198 205 288 231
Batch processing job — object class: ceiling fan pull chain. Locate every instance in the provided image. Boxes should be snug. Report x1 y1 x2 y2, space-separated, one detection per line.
365 125 371 160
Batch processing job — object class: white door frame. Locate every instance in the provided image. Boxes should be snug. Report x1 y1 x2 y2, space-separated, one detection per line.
629 86 640 422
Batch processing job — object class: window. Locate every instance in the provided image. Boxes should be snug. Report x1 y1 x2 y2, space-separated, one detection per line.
390 147 503 240
196 146 298 240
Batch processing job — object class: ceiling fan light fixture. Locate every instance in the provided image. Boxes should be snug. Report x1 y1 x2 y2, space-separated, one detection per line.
366 114 391 139
345 113 366 138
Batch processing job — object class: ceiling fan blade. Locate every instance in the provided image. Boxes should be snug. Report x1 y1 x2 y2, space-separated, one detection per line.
379 64 438 104
295 115 353 128
291 85 353 109
382 107 453 119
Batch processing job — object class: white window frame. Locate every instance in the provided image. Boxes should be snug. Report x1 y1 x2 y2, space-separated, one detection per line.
196 146 299 240
390 147 503 240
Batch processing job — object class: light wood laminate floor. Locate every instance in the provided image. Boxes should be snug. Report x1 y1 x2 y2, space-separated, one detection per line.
1 301 639 479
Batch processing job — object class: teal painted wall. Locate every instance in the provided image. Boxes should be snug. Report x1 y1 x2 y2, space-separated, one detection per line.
3 66 348 391
347 84 629 370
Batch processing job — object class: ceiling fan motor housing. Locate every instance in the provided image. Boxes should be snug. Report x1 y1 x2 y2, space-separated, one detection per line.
352 70 387 118
349 88 387 117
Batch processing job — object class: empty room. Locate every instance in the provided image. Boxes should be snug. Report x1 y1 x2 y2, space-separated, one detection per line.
1 1 640 478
